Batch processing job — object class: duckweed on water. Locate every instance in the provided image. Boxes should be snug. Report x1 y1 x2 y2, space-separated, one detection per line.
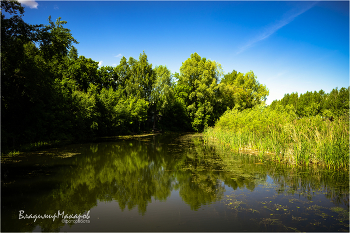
2 133 348 232
220 189 349 231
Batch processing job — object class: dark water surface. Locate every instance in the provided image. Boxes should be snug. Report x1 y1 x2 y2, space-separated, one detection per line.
1 133 349 232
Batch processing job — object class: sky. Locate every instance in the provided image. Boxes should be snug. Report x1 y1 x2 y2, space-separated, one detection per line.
14 0 350 104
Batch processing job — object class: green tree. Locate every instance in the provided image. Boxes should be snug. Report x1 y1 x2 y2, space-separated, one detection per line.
150 65 174 129
270 87 349 119
177 53 223 131
63 55 99 92
220 69 242 85
125 52 155 100
39 16 78 62
1 1 55 148
114 56 130 94
97 66 118 91
215 69 269 123
229 70 269 110
323 87 349 118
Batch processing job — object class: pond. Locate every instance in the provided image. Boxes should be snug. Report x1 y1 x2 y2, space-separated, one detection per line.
1 133 349 232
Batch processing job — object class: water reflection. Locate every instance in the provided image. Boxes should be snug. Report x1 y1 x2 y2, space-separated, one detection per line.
1 133 349 232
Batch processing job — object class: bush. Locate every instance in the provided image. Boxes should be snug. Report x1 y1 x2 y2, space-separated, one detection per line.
204 104 349 169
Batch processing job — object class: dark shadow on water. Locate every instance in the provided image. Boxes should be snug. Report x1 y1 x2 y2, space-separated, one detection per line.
1 133 349 232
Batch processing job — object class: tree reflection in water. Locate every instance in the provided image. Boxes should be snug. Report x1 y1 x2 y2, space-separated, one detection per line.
1 133 349 232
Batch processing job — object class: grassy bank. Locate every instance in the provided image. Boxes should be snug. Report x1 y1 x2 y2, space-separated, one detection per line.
203 105 349 169
1 140 69 157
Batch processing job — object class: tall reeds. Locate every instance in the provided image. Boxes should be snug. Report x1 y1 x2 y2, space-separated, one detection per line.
203 105 349 169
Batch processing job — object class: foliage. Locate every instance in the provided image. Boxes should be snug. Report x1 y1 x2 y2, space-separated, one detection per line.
1 1 252 150
270 87 349 118
219 70 269 110
205 93 349 169
2 1 348 160
176 53 223 131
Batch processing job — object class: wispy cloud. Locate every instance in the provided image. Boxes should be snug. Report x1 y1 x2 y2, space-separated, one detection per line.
237 2 318 54
114 54 122 58
18 0 38 9
98 61 103 67
268 70 288 81
54 5 59 10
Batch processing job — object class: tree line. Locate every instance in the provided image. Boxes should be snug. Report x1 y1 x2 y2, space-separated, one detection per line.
269 87 349 119
2 0 269 151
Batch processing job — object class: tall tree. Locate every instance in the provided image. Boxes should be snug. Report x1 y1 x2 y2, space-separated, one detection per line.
63 55 99 92
150 65 173 129
177 53 223 131
1 0 47 148
39 16 78 61
97 66 118 91
230 71 269 109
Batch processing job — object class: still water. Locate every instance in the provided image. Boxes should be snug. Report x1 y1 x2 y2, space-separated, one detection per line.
2 133 349 232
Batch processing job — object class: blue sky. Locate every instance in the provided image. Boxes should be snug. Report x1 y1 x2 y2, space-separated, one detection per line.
15 1 349 104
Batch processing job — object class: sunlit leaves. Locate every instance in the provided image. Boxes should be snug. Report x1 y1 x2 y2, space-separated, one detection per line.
270 87 349 119
39 16 79 61
152 65 173 111
219 70 269 111
177 53 222 131
207 100 349 168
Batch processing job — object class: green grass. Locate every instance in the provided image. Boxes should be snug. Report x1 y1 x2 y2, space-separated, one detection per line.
2 140 62 157
6 150 21 157
204 105 349 169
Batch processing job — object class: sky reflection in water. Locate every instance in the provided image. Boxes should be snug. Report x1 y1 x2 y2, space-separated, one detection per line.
2 133 349 232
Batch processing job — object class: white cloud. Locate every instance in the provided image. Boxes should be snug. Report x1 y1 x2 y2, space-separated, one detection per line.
54 5 59 10
237 2 318 54
114 54 122 58
18 0 38 9
112 64 117 66
98 61 103 67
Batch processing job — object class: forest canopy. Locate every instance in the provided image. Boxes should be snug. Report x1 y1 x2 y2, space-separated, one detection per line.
1 1 348 152
1 1 269 150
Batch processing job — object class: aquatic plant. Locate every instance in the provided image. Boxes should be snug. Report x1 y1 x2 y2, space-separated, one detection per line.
204 104 349 169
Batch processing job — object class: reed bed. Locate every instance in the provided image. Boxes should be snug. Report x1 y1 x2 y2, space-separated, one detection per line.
203 106 349 169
